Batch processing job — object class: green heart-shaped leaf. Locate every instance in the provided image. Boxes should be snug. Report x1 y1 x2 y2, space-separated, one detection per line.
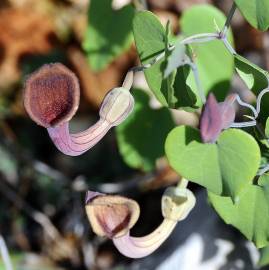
234 0 269 31
209 174 269 248
133 11 173 107
165 126 221 193
218 129 260 197
165 126 260 198
83 0 134 71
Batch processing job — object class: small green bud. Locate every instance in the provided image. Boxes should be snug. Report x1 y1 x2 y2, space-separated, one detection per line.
161 186 196 221
99 87 134 126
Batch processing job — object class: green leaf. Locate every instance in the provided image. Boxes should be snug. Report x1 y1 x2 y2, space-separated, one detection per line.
173 65 197 110
259 245 269 267
217 129 260 197
165 126 221 193
234 54 268 94
133 11 196 109
234 54 269 123
133 11 174 107
180 5 234 104
116 89 175 172
209 174 269 248
165 126 260 197
83 0 134 71
164 39 186 78
234 0 269 31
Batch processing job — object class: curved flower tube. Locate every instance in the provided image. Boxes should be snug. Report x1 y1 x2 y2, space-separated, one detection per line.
23 63 134 156
112 221 176 259
85 186 196 258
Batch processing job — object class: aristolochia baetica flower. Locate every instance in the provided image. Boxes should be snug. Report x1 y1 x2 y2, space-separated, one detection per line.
85 186 196 258
23 63 134 156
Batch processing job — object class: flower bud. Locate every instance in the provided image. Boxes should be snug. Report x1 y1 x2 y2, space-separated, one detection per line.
219 94 236 129
23 63 80 128
161 187 196 221
85 192 140 239
99 87 134 126
200 93 223 143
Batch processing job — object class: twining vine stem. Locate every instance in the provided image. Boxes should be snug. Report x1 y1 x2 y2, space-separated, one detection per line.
131 4 269 120
258 164 269 176
129 17 239 107
126 3 269 175
220 2 237 38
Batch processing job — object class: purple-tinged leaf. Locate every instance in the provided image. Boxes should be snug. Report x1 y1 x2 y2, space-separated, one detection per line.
219 94 236 130
200 93 222 143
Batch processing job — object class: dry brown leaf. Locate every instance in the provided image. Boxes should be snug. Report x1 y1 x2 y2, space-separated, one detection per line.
140 158 180 191
68 46 136 109
234 24 263 53
153 9 179 33
44 233 81 267
148 0 212 12
0 8 55 90
175 0 212 11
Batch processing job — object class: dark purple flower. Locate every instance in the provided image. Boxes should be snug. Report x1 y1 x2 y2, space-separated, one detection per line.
85 187 195 259
23 63 134 156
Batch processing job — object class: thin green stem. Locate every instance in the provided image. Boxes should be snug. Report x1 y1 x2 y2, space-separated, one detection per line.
230 121 257 128
221 38 236 55
235 94 258 118
133 0 148 10
131 50 168 72
258 164 269 176
181 33 219 45
131 32 230 74
220 2 237 38
131 33 219 73
218 3 237 55
256 85 269 115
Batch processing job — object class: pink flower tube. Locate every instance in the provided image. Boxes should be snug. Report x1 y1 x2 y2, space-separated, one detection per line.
85 186 196 258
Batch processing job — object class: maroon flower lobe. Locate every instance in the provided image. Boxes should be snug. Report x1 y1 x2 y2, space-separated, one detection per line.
23 63 80 128
85 194 140 239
